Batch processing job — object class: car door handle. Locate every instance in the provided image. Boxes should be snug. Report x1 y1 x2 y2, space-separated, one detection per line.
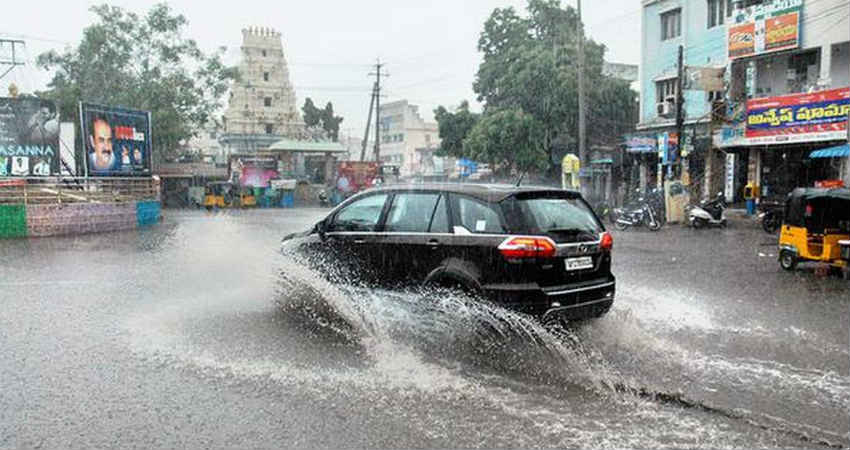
427 239 440 247
353 238 365 244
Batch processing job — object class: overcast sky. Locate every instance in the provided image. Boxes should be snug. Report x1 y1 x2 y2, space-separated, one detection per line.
1 0 640 137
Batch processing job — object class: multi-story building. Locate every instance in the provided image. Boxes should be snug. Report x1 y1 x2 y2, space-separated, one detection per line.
220 27 304 153
370 100 441 177
635 0 849 201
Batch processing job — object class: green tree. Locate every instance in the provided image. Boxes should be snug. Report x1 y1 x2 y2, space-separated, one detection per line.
463 108 547 175
302 98 343 141
302 98 322 128
321 102 343 142
471 0 636 174
36 3 237 166
433 100 480 159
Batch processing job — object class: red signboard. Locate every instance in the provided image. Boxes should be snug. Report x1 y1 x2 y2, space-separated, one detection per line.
745 88 850 144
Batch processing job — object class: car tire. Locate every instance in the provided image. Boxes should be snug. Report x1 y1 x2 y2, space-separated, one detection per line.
779 250 798 271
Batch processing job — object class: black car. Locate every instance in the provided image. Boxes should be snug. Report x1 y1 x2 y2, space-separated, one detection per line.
284 184 615 321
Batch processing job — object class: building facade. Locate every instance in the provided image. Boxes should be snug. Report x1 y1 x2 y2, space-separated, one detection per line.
220 27 305 153
372 100 441 177
636 0 850 202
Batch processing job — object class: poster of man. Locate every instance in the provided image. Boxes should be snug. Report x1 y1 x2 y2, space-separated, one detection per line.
80 102 152 176
0 97 60 176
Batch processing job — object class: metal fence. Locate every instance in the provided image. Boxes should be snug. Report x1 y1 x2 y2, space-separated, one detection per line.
0 177 160 205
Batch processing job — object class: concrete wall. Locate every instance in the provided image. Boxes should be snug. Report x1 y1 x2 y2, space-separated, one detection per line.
640 0 728 125
0 201 161 239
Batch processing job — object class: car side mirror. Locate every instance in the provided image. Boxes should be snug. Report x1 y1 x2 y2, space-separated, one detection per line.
316 220 327 241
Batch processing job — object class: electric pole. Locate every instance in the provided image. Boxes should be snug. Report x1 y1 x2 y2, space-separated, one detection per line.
0 39 26 81
360 82 377 161
675 44 685 183
576 0 587 194
369 60 389 163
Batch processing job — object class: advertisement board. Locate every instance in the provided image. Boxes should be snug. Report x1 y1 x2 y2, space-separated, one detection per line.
728 0 801 60
335 161 379 194
0 97 60 176
746 87 850 144
229 154 279 187
80 103 152 176
624 134 657 153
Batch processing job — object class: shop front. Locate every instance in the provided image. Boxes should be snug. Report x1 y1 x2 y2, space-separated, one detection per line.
715 87 850 201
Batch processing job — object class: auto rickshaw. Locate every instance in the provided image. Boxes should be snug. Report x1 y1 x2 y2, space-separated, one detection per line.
778 188 850 274
237 186 257 207
203 182 232 210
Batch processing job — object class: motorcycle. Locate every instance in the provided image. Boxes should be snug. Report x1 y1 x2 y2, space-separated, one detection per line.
758 200 784 234
613 201 662 231
688 193 727 229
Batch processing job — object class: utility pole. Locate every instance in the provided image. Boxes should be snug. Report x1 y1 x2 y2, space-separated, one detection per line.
369 60 388 163
0 39 26 81
360 82 377 161
576 0 587 194
674 44 685 183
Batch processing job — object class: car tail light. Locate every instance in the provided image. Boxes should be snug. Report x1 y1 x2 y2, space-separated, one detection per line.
600 232 613 251
498 236 557 259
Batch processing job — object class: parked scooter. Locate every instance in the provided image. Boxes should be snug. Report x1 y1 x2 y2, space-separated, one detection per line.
688 193 727 229
613 200 663 231
318 189 330 207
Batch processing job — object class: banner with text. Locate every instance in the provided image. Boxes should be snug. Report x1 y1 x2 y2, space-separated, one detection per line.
728 0 801 60
0 97 60 176
746 87 850 144
80 103 152 176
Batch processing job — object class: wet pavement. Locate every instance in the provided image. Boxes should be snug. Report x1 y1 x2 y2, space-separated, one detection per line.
1 209 847 449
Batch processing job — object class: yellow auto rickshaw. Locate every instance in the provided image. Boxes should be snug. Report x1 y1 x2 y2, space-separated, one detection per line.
779 188 850 274
203 182 232 209
238 186 257 207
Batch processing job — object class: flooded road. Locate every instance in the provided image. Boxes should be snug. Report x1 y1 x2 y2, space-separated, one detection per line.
1 209 847 448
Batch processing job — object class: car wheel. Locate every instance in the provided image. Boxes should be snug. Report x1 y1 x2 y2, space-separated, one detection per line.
779 250 797 271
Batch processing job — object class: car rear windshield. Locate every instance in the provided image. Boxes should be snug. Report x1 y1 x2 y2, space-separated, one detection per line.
502 193 602 242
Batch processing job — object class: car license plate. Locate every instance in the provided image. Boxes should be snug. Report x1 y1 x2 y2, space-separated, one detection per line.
565 256 593 271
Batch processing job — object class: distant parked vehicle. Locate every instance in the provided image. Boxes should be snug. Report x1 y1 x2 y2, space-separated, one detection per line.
687 192 727 229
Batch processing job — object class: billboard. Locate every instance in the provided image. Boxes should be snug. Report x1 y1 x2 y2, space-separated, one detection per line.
80 102 152 176
0 97 60 176
746 87 850 144
728 0 801 60
229 154 279 187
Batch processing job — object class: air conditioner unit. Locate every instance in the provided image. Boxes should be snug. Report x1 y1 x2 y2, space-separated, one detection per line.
657 102 672 117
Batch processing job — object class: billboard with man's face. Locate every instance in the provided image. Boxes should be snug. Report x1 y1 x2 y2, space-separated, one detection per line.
0 97 60 176
80 102 152 176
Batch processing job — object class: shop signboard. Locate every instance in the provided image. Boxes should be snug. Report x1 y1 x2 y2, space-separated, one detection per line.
725 153 736 204
746 87 850 144
0 97 60 177
624 134 657 153
80 102 152 176
728 0 801 60
229 154 279 187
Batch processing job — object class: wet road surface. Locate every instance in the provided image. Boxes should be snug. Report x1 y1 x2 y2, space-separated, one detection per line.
1 209 847 448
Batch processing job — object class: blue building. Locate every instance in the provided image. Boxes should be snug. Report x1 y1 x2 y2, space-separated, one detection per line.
634 0 850 201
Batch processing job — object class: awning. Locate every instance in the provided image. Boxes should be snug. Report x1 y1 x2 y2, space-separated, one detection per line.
809 144 849 159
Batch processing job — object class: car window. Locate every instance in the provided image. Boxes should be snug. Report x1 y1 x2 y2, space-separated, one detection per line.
385 193 440 232
510 196 602 241
328 194 388 232
454 195 504 233
429 195 450 233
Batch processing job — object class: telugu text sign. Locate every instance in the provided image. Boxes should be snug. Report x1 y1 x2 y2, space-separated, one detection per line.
727 0 800 60
746 88 850 144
